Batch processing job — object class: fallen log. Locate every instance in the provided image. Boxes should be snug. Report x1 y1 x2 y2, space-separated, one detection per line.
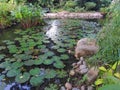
43 11 103 19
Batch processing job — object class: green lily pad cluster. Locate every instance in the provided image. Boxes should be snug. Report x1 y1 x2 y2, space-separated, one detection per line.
0 19 100 87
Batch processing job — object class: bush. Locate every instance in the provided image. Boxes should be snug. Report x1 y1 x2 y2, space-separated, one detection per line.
90 1 120 63
0 2 16 29
85 2 96 10
64 1 77 9
12 4 43 28
74 7 85 12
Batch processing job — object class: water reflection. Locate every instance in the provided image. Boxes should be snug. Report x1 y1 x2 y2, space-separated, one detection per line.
4 82 30 90
46 20 60 41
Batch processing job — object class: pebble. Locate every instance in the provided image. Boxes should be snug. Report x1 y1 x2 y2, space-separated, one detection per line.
80 68 88 74
77 60 82 65
80 57 84 61
65 82 72 90
72 87 80 90
79 65 86 70
60 86 66 90
87 86 93 90
81 85 85 90
69 70 75 76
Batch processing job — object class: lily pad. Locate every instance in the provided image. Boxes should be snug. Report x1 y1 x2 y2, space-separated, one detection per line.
43 40 50 44
0 46 6 51
7 69 20 77
0 61 11 69
15 72 30 83
24 60 34 66
7 45 18 53
45 69 56 79
0 54 5 61
51 56 61 62
34 59 43 65
43 59 54 65
3 40 14 45
0 75 5 81
0 82 6 90
29 68 40 76
51 46 59 50
11 61 23 69
60 54 69 60
57 48 66 53
53 61 65 69
46 51 54 57
30 76 44 86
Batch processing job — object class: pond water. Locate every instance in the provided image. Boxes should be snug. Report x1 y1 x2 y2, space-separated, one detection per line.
0 19 101 90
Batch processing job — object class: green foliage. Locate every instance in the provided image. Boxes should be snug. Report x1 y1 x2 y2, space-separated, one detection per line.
95 61 120 89
100 0 112 7
85 2 96 10
45 84 58 90
38 0 53 7
29 68 40 76
98 84 120 90
64 1 77 9
13 4 43 28
0 19 100 88
7 69 20 77
90 1 120 63
0 2 16 29
30 76 44 86
15 72 30 83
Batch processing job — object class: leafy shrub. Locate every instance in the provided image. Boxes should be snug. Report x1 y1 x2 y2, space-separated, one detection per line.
85 2 96 10
95 61 120 90
0 2 16 29
100 0 112 7
64 1 77 9
75 7 85 12
12 4 43 28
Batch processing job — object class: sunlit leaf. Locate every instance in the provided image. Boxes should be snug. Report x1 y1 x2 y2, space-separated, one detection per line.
99 66 107 72
95 79 103 85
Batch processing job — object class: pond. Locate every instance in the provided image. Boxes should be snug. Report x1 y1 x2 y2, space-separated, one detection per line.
0 19 101 90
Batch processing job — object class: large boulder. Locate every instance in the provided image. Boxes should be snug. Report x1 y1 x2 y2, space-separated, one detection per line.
75 38 99 59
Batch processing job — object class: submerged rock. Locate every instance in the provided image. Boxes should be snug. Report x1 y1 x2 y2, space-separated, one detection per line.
75 38 99 59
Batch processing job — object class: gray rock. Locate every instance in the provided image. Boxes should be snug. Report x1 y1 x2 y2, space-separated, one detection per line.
72 87 80 90
77 60 82 65
79 65 86 70
60 86 66 90
80 57 84 61
81 85 85 90
80 68 88 74
87 86 93 90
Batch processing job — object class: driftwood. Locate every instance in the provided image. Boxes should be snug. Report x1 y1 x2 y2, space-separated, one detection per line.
44 11 103 19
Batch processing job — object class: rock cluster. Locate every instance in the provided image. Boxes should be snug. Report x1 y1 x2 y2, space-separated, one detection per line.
71 57 88 75
75 38 99 59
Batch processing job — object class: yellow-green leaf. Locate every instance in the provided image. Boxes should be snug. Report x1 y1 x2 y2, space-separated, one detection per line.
99 66 107 71
108 69 113 75
114 72 120 79
112 62 117 70
95 79 103 85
